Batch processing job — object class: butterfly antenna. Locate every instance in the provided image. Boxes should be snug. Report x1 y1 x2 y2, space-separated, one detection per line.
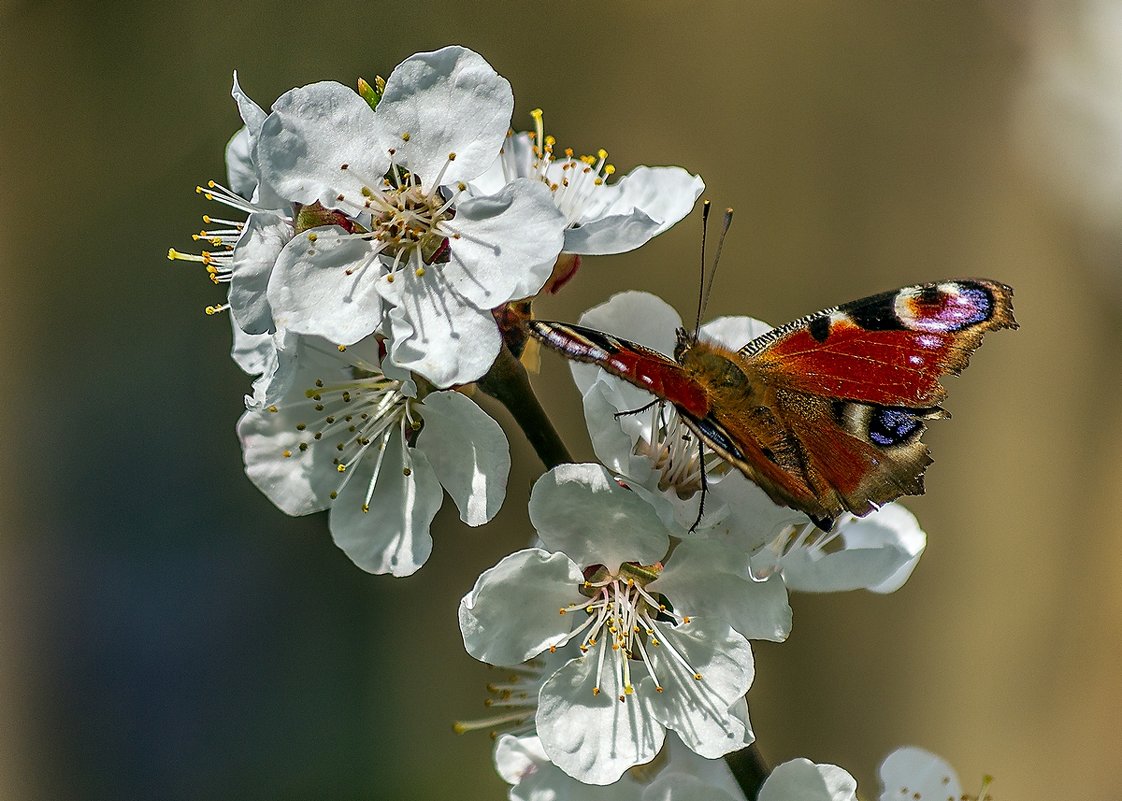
693 200 712 340
697 207 733 334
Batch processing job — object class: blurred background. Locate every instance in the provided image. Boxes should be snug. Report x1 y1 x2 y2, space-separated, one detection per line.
3 1 1121 798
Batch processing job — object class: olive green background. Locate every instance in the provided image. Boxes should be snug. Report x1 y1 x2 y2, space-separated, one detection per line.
3 2 1120 799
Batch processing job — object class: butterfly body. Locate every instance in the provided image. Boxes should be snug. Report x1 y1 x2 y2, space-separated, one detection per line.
528 279 1016 529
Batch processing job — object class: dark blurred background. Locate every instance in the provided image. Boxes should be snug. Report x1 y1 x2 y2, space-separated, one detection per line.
3 2 1121 799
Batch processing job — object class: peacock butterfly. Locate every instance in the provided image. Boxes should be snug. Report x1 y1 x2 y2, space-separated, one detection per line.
527 279 1017 530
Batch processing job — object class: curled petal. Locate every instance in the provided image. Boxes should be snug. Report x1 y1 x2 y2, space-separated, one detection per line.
760 759 859 801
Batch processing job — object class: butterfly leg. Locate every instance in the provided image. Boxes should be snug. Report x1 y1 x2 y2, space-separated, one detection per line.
613 399 659 419
688 439 709 534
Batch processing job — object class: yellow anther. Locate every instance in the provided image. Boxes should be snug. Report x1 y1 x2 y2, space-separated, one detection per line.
682 616 691 623
337 344 347 352
597 149 607 160
548 644 557 653
402 467 412 476
307 232 318 243
401 132 411 141
530 108 543 119
267 405 279 413
167 248 178 260
655 686 664 693
558 608 566 615
329 491 338 499
593 178 603 186
448 152 456 161
624 686 633 696
207 180 217 188
385 273 395 283
592 687 600 696
693 673 703 680
204 305 219 315
361 186 373 197
337 464 347 473
415 267 425 277
457 181 466 191
544 135 555 147
564 147 574 157
604 164 616 175
361 503 370 513
202 215 212 223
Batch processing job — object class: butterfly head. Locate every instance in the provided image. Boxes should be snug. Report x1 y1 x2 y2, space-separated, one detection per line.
673 327 695 362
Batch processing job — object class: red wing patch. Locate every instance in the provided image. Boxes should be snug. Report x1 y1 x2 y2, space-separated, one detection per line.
526 320 711 419
743 279 1016 407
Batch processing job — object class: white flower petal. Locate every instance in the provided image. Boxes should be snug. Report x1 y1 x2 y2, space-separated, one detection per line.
458 549 586 666
648 539 792 642
698 315 773 350
415 390 510 526
537 653 665 785
496 733 647 801
228 213 293 334
582 382 656 480
444 179 566 307
529 464 671 572
877 747 961 801
225 126 257 200
643 772 739 801
759 759 859 801
328 428 442 577
229 314 274 377
267 227 382 344
563 167 704 255
381 289 501 387
231 70 267 137
641 618 754 759
774 505 926 594
377 46 513 188
237 405 335 516
256 81 389 211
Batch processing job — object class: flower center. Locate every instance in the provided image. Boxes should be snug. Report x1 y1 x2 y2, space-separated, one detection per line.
500 108 616 227
558 562 703 701
272 352 419 510
333 153 464 281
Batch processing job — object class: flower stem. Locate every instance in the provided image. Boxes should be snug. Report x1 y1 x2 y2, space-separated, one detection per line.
724 742 770 800
477 343 573 470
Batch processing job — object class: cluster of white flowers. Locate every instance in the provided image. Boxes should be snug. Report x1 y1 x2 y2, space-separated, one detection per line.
174 45 995 800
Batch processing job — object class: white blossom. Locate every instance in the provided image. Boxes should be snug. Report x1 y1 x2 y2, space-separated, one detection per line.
252 46 566 386
459 464 791 784
472 109 704 257
237 331 509 577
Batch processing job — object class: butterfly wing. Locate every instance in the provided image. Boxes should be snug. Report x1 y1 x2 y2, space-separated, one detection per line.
525 320 711 420
685 279 1016 527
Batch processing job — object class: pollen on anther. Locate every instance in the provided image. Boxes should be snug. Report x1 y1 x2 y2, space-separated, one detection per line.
361 504 370 513
307 233 318 243
558 608 566 615
337 464 347 473
337 345 347 352
267 405 279 413
548 645 557 653
448 152 456 161
282 449 292 458
655 686 664 693
693 673 703 681
591 687 600 696
401 132 411 141
402 467 412 476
